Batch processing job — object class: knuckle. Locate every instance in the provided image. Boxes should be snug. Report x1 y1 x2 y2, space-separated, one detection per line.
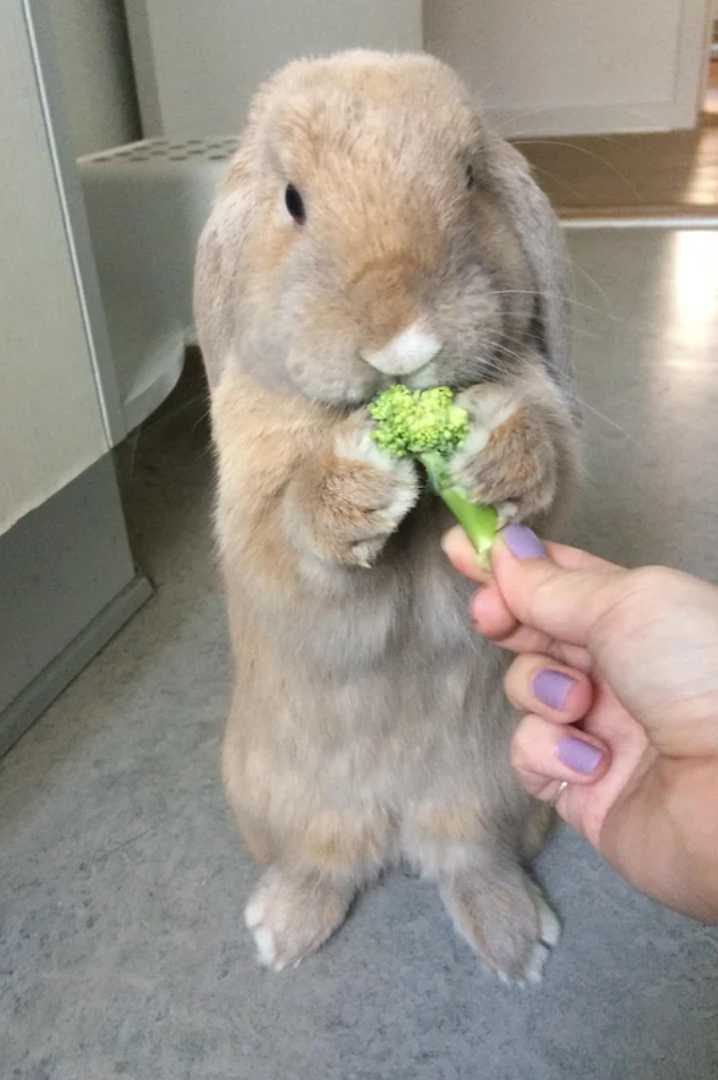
502 659 523 700
520 572 555 628
627 564 676 594
509 728 531 771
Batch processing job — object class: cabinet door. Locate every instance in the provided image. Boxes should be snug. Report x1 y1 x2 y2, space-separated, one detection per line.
425 0 712 136
125 0 423 135
0 2 111 533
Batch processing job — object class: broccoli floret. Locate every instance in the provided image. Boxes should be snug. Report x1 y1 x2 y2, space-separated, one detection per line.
370 384 469 458
369 384 498 566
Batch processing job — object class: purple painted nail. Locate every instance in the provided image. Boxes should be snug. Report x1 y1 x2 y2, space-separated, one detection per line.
557 735 603 775
503 523 545 559
533 669 576 711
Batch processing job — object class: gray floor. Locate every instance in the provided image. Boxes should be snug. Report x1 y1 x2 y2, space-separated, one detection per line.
2 228 718 1080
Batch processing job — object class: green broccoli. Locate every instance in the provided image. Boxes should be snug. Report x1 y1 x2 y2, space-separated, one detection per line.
369 384 498 566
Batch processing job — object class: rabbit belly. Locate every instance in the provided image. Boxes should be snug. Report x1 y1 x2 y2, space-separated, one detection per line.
222 570 525 879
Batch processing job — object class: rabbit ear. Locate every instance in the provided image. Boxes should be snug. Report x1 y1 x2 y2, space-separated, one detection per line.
194 141 257 390
485 138 577 414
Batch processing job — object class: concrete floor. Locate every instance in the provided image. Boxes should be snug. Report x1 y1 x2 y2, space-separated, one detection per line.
2 228 718 1079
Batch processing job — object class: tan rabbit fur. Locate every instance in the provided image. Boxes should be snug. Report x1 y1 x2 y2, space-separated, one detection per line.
194 50 580 982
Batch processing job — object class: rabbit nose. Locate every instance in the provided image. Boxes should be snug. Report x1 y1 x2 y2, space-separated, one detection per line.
361 324 442 376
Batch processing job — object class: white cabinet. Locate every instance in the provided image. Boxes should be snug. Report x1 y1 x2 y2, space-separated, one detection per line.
125 0 423 134
0 2 113 533
0 2 149 753
424 0 712 135
127 1 712 138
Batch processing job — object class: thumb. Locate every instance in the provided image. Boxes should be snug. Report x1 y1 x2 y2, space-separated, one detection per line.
492 525 626 649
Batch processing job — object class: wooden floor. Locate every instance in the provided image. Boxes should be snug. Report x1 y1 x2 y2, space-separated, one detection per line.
517 62 718 221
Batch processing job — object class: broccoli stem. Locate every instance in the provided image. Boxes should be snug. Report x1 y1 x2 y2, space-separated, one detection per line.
437 487 498 568
419 452 498 569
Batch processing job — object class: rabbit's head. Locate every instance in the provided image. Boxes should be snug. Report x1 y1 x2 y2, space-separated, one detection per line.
196 50 572 408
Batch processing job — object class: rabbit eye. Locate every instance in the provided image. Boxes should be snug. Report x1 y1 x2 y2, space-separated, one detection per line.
285 183 305 223
465 163 475 191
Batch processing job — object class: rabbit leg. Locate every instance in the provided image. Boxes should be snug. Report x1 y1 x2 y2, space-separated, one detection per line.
404 798 559 982
438 849 560 984
244 864 355 972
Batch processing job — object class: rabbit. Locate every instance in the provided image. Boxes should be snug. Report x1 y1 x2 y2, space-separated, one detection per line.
194 49 580 983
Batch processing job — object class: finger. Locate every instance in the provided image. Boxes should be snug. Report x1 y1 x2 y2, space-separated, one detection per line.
471 590 593 669
504 653 593 721
491 526 626 648
541 540 620 574
470 581 519 639
441 528 617 582
511 713 610 795
445 523 616 665
441 526 492 583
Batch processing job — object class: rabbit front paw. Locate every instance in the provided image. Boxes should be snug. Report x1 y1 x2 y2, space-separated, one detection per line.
317 421 418 567
449 384 558 525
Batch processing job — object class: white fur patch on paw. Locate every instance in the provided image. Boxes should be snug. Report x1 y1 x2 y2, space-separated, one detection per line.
452 421 492 464
349 465 418 567
335 425 418 512
335 425 397 474
447 386 519 492
243 869 352 973
244 893 267 931
244 894 289 972
351 538 387 569
495 501 518 527
380 463 419 519
245 893 282 969
335 423 419 566
496 941 551 988
447 874 561 988
497 895 561 987
537 894 562 948
252 926 279 969
459 384 519 436
523 941 551 986
447 385 534 520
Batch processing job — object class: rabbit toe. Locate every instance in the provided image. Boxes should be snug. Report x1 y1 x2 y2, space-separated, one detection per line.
440 864 561 985
244 866 353 972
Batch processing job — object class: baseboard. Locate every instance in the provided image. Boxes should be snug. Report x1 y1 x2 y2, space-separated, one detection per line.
0 573 152 758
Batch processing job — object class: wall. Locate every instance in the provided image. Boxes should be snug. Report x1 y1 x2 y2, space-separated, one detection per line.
48 0 140 155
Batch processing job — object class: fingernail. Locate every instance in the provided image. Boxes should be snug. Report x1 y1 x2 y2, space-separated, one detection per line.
533 669 576 711
503 523 545 559
557 735 603 775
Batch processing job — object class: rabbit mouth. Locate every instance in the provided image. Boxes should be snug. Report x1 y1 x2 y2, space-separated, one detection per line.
399 362 442 391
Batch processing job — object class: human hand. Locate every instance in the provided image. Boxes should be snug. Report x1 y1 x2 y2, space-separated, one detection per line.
442 524 718 922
